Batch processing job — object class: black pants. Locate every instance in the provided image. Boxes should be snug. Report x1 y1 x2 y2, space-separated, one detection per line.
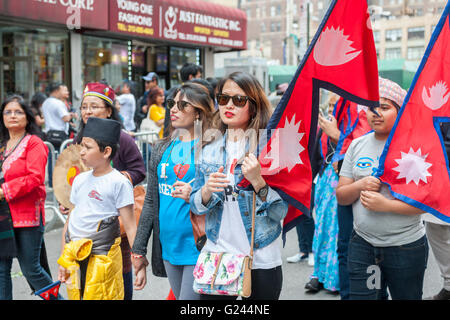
200 266 283 300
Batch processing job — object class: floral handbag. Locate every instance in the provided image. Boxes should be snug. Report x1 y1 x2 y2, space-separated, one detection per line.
193 193 256 298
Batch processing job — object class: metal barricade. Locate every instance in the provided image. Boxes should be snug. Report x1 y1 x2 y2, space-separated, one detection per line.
133 131 160 184
59 138 74 153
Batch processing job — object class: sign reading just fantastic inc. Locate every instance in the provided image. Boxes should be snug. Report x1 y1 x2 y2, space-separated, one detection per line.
0 0 109 30
109 0 247 50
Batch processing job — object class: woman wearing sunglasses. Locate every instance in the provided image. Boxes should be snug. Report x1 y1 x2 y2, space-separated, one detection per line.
132 82 215 300
190 71 288 300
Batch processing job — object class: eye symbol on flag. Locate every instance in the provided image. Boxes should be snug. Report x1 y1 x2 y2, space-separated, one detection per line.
422 81 450 111
264 115 305 173
313 26 362 67
356 157 374 169
392 147 432 185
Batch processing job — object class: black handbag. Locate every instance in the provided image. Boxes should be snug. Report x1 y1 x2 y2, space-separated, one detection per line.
46 130 68 149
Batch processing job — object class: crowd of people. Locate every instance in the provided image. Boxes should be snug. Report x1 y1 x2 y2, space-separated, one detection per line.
0 62 449 301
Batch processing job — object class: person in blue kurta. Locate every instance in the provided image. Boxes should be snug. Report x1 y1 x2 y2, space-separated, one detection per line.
131 83 215 300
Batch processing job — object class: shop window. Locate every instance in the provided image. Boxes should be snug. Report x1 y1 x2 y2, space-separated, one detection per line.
169 47 201 88
0 26 69 102
82 36 129 91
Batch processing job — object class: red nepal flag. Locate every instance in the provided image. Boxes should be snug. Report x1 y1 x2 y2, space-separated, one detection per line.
255 0 380 232
376 3 450 223
35 281 61 300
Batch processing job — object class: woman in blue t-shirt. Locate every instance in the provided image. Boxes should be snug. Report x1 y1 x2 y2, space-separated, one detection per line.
131 82 215 300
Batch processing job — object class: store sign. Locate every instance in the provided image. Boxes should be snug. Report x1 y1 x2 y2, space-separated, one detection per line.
110 0 156 37
0 0 108 30
109 0 247 50
158 0 246 50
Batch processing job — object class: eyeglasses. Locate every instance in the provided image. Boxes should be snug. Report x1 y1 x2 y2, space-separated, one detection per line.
3 110 25 117
216 94 254 108
166 99 193 111
80 106 106 112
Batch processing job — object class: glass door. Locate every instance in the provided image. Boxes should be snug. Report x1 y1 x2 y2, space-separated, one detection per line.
0 56 33 102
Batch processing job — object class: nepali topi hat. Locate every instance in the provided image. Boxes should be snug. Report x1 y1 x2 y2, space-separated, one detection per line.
83 117 121 145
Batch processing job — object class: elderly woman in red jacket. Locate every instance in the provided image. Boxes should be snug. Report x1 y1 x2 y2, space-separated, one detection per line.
0 95 56 300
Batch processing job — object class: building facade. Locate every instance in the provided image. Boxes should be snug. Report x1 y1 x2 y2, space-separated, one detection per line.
238 0 306 65
369 0 447 61
0 0 247 106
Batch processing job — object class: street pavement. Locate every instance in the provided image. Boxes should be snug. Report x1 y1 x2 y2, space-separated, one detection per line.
10 210 442 301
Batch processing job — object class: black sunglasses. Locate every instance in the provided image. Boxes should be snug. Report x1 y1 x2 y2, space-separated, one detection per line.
216 94 254 108
166 99 193 111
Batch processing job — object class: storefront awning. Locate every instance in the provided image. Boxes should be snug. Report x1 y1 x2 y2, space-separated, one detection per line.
110 0 247 51
0 0 247 51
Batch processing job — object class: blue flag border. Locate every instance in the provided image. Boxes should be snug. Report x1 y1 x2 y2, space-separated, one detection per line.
375 2 450 223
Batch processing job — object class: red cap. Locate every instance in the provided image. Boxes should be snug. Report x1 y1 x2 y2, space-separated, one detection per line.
83 82 115 105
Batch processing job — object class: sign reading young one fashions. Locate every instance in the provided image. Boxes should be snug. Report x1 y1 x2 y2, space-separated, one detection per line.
110 0 156 37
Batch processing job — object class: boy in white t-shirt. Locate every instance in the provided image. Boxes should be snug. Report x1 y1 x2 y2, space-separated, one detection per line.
57 117 140 300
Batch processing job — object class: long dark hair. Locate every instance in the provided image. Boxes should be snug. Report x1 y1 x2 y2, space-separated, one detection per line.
0 95 41 144
164 82 215 147
214 72 272 134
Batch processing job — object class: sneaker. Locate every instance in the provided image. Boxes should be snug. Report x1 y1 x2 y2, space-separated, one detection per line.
308 253 314 266
425 288 450 300
287 253 308 263
305 278 323 293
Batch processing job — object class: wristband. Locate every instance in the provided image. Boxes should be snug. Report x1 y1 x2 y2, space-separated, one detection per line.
131 253 144 259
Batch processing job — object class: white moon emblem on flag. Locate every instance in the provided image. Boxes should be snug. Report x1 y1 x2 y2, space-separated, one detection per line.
422 81 450 111
392 147 432 185
313 26 362 66
265 115 305 173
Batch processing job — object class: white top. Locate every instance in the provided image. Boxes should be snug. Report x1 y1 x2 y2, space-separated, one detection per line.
68 169 134 240
117 93 136 131
42 97 69 134
202 139 282 270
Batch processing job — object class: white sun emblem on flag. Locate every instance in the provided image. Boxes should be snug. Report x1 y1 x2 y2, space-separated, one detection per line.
392 147 432 185
265 115 305 173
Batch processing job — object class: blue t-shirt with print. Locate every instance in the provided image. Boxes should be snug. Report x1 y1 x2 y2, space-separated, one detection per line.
158 138 199 265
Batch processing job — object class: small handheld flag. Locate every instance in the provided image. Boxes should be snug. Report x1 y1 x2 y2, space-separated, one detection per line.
34 281 61 300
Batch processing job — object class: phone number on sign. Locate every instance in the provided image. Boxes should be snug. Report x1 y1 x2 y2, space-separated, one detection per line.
117 23 154 35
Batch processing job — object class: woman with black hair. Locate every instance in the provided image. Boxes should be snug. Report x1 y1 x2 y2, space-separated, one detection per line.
190 72 288 300
132 82 215 300
0 95 58 300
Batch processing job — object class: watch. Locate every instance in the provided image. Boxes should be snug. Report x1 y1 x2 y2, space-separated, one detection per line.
257 184 269 199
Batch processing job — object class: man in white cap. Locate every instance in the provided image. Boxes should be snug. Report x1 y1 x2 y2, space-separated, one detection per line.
136 72 159 129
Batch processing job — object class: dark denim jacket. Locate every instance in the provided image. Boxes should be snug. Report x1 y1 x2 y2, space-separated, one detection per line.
190 134 288 249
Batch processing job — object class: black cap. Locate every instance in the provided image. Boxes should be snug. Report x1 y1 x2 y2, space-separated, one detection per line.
83 117 121 145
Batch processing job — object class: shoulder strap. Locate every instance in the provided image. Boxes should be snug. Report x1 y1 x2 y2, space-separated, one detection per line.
249 192 256 260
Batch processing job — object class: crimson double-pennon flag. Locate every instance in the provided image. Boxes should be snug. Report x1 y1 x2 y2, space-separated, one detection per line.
252 0 380 234
376 2 450 223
